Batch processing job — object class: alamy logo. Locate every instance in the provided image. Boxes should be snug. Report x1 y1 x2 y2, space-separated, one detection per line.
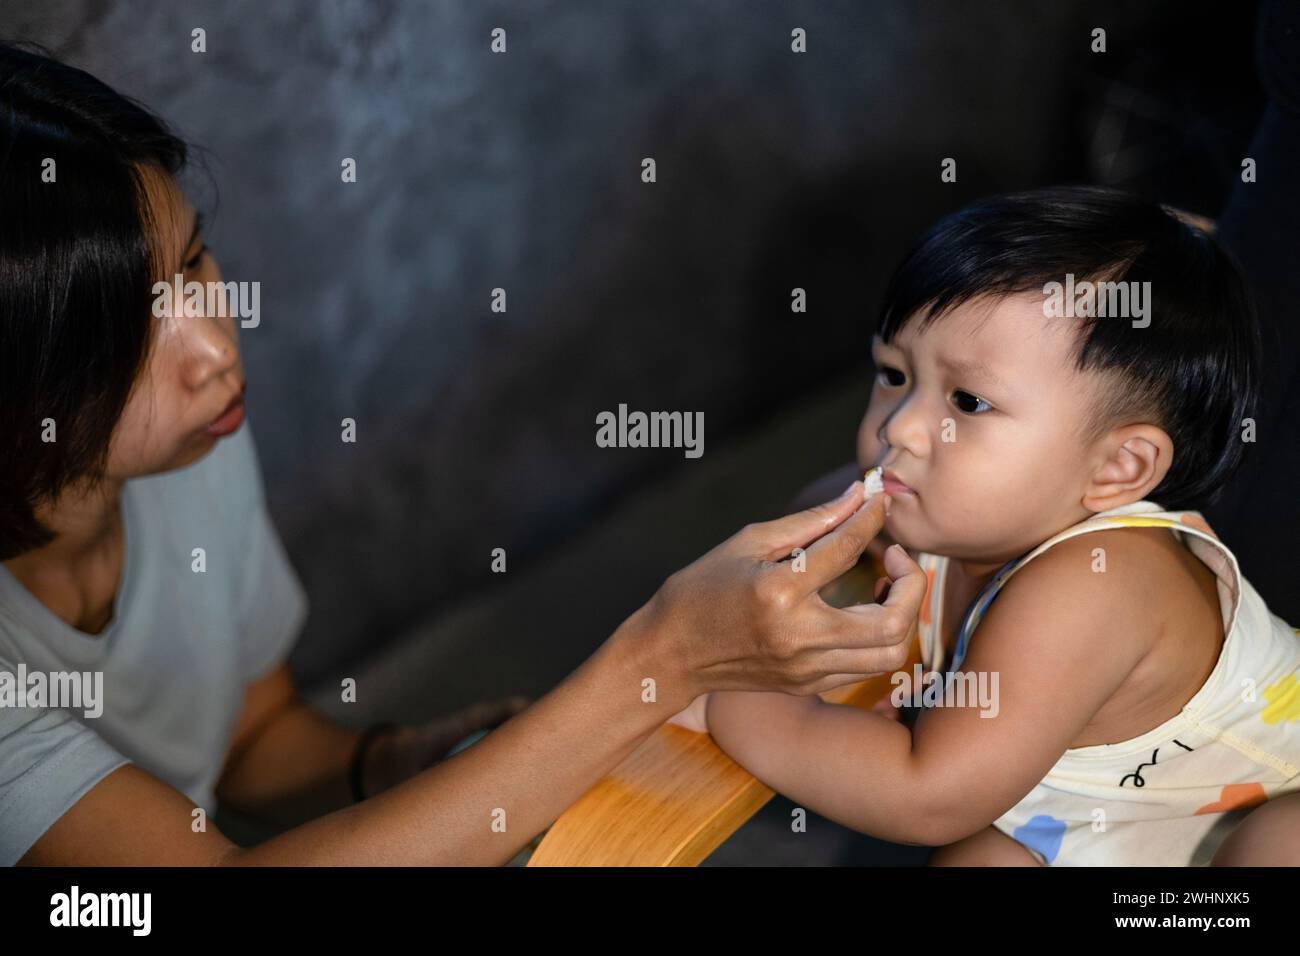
595 404 704 459
152 274 261 328
50 886 151 936
0 664 103 718
890 665 999 717
1043 273 1151 328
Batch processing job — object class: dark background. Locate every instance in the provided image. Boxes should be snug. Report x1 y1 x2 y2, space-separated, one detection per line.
3 1 1291 863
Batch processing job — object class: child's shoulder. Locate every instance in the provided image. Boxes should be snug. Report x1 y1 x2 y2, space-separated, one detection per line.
990 524 1198 652
982 522 1225 750
939 527 1176 751
1032 520 1193 574
982 521 1223 689
1006 523 1198 609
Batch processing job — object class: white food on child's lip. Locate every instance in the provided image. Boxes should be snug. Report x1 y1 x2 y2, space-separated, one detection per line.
863 466 884 496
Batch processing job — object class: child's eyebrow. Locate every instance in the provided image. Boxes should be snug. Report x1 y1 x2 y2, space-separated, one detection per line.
874 340 1008 391
935 353 1006 389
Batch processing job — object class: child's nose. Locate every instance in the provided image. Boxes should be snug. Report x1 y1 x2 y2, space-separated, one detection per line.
880 392 930 456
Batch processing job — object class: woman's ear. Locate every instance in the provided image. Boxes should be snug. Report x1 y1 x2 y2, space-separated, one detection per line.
1081 423 1174 512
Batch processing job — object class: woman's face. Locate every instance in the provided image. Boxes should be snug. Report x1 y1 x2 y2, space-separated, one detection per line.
105 167 246 479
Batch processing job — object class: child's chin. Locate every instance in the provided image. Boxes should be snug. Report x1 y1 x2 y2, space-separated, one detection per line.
884 524 921 553
884 516 928 555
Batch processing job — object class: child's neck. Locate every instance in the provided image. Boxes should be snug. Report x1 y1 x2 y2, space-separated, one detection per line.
950 556 1007 594
947 502 1113 592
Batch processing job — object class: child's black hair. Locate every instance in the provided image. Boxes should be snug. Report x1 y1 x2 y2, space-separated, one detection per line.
0 42 188 559
875 185 1262 512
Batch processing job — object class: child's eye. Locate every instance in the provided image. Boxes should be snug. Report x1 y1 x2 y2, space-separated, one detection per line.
875 366 906 388
952 389 993 415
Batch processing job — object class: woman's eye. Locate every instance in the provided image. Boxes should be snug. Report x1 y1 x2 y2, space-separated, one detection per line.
952 389 993 415
184 246 207 271
875 366 906 388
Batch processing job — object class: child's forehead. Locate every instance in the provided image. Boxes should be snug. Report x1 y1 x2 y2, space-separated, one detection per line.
874 293 1095 404
877 293 1079 373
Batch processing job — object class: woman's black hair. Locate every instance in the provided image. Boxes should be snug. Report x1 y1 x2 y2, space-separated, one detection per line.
0 41 188 560
875 185 1262 512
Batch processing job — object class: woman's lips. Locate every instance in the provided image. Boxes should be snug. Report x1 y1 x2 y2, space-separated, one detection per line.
204 390 245 437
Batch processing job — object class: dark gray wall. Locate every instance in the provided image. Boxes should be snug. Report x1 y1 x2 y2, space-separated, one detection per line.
0 0 1260 685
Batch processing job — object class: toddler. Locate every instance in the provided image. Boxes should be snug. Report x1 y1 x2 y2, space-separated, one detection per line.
672 186 1300 866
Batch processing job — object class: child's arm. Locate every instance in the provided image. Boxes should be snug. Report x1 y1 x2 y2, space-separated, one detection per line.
705 690 922 842
703 532 1155 847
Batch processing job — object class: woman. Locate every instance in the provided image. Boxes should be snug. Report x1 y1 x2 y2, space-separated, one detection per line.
0 43 922 866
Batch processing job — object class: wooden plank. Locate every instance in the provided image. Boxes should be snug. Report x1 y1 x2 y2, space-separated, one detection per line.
529 555 919 866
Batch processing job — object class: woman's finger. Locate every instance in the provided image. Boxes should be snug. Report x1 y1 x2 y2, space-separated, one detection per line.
787 461 865 512
879 543 927 617
786 636 911 678
745 480 864 560
796 491 890 590
793 552 922 656
801 672 889 696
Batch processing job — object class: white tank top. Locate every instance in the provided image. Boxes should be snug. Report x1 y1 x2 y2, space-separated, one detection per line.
913 500 1300 865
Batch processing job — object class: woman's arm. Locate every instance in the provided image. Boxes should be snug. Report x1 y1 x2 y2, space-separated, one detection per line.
235 607 686 864
211 466 907 833
214 662 363 828
20 481 926 865
216 662 533 830
21 609 691 865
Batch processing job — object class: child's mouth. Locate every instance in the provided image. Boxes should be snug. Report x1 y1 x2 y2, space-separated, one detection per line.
882 469 916 497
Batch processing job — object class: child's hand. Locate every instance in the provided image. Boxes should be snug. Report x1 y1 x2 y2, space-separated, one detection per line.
868 693 904 722
666 693 711 733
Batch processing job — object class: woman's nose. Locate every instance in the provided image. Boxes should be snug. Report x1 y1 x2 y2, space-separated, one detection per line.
177 313 241 389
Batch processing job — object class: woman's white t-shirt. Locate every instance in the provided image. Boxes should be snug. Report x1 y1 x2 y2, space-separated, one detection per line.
0 420 307 865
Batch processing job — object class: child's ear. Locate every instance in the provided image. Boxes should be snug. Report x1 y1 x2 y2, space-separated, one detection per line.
1081 424 1174 511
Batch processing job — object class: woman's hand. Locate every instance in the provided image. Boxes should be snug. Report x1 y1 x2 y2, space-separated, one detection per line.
361 696 532 797
789 460 899 566
638 480 924 703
